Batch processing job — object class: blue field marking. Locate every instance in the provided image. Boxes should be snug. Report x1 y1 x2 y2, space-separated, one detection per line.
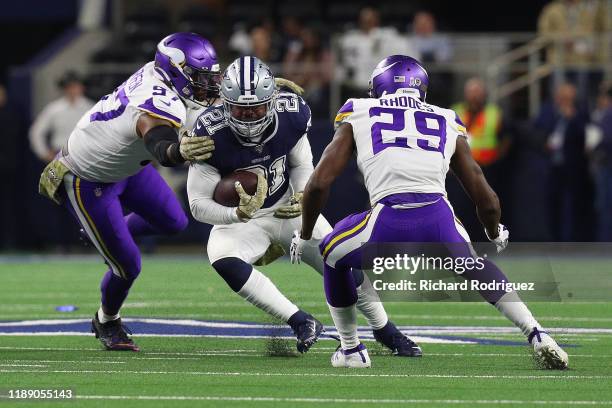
0 318 582 347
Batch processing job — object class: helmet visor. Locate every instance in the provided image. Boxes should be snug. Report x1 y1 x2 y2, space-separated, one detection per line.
184 66 221 102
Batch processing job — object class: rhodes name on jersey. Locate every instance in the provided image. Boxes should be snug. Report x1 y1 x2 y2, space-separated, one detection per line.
193 92 312 209
62 62 187 182
335 89 468 206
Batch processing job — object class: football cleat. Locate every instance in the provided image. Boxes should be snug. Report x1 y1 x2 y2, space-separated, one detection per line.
91 313 140 352
331 343 371 368
529 327 568 370
373 321 422 357
294 315 323 353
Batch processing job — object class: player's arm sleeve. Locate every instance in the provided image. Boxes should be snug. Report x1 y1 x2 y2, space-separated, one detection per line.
288 134 314 192
137 94 186 128
187 163 241 225
28 105 54 160
452 112 469 139
334 99 354 129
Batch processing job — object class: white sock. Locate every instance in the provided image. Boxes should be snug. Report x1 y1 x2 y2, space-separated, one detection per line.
97 306 119 324
237 268 299 322
328 303 359 349
494 291 542 337
356 275 388 330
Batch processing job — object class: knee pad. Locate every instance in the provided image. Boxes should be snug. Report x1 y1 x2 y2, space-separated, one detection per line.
212 257 253 292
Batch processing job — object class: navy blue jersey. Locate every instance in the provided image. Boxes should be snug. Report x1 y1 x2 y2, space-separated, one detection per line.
193 92 311 208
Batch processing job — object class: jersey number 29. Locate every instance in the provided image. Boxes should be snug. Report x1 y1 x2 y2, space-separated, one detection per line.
369 107 447 156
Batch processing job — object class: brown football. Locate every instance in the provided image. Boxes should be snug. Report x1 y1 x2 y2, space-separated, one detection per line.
213 170 259 207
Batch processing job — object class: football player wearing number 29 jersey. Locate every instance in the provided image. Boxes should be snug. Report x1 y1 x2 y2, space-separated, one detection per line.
187 56 421 355
38 33 221 351
295 55 569 369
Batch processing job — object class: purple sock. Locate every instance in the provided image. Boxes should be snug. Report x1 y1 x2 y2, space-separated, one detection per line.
462 259 510 304
125 213 159 237
100 270 134 315
324 263 358 307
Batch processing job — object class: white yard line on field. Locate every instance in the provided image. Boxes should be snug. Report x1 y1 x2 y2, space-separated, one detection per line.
0 346 608 359
66 395 612 405
0 364 48 367
1 369 610 380
5 359 126 364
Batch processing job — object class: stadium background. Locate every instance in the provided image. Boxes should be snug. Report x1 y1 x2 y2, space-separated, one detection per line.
1 0 611 252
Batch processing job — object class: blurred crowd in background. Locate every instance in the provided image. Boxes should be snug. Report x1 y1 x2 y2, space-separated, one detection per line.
1 0 612 251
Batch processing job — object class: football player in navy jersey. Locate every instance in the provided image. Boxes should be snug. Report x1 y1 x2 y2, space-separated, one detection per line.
187 56 421 355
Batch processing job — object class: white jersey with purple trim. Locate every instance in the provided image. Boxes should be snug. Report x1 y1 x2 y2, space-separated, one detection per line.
334 89 468 205
64 62 187 183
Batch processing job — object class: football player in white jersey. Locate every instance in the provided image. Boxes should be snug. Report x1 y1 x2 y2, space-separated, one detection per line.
38 33 221 351
186 56 421 355
293 55 569 369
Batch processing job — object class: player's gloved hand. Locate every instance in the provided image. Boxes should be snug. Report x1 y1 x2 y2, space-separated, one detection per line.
290 230 309 264
274 192 303 219
235 174 268 221
179 129 215 162
38 159 70 205
485 223 510 253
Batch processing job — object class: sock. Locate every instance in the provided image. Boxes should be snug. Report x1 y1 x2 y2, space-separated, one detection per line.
97 306 119 324
494 291 542 338
356 274 388 330
287 310 309 332
237 268 299 322
373 320 401 343
328 303 359 349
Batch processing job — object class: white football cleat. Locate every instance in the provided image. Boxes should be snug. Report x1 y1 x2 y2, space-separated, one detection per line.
529 327 568 370
331 343 371 368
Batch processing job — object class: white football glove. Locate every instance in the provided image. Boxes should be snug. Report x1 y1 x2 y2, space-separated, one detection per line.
485 223 510 253
235 174 268 220
274 192 303 219
290 230 309 264
179 129 215 162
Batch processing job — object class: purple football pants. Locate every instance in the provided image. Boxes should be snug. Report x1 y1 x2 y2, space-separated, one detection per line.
61 164 188 314
321 197 509 307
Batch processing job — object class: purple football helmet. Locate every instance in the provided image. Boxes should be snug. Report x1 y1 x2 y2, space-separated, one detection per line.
368 55 429 101
154 32 221 106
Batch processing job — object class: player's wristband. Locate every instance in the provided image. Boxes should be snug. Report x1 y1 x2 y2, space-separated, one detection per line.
144 125 184 166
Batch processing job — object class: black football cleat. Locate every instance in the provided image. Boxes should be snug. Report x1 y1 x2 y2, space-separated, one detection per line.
294 315 324 353
91 313 140 352
374 321 422 357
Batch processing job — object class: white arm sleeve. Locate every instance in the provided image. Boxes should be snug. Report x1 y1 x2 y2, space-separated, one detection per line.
187 163 241 225
29 104 55 160
288 134 314 193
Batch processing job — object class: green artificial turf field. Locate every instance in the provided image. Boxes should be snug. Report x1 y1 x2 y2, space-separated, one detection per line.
1 256 611 407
